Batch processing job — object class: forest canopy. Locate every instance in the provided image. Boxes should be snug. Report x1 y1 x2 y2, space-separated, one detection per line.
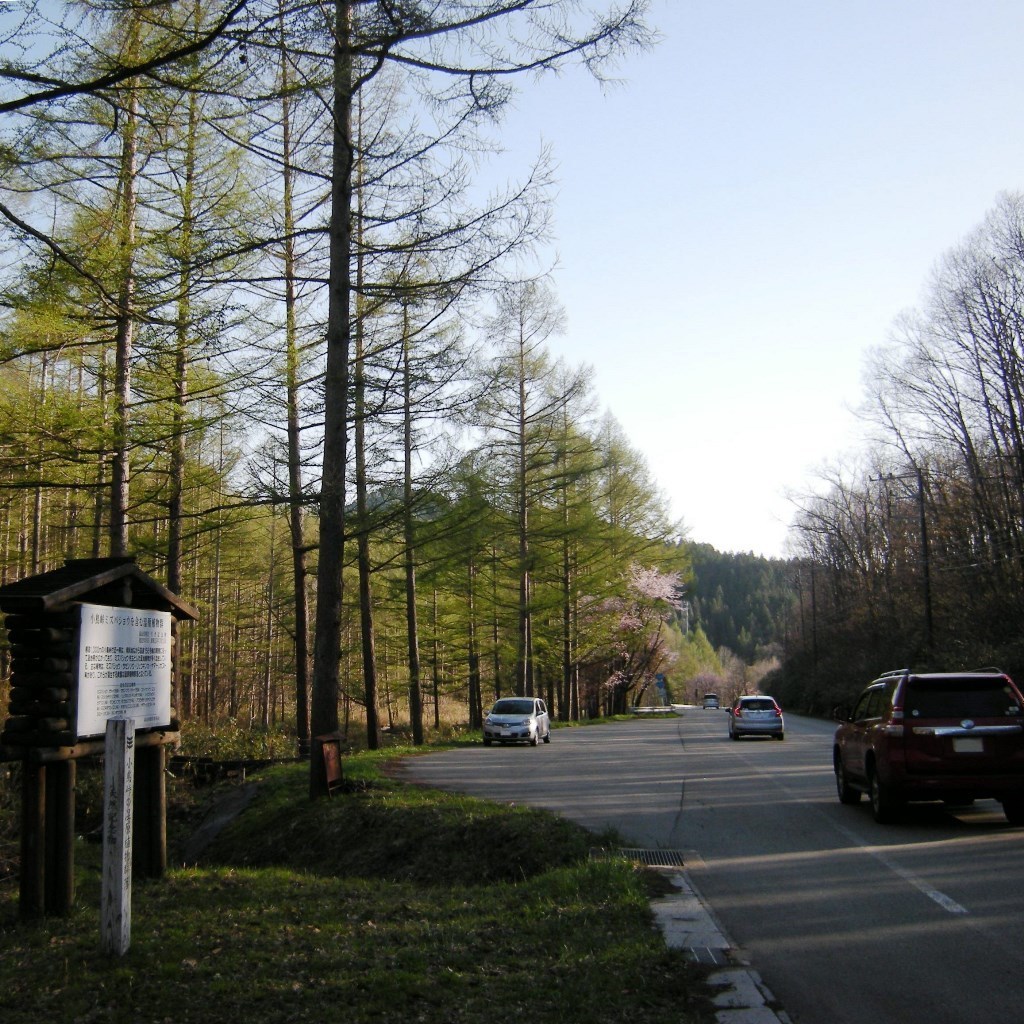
1 1 697 763
775 192 1024 713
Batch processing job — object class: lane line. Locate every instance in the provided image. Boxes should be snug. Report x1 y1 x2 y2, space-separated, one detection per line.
706 717 971 916
829 819 969 914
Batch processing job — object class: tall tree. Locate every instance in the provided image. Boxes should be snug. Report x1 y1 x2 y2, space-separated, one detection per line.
479 281 571 697
303 3 652 784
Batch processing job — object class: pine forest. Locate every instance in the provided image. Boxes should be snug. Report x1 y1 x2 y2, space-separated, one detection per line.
1 2 703 767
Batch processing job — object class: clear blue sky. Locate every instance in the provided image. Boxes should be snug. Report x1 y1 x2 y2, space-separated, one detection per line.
496 0 1024 558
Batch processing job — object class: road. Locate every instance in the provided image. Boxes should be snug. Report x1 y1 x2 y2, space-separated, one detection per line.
399 710 1024 1024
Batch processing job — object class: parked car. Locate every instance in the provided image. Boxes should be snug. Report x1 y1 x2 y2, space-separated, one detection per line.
702 693 720 710
729 695 784 740
482 697 551 746
833 668 1024 824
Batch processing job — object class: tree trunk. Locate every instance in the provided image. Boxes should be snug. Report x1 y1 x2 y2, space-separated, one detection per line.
310 0 353 796
110 16 140 557
279 2 311 756
167 84 196 596
467 560 482 728
353 155 380 751
432 587 441 729
516 336 533 697
402 310 424 744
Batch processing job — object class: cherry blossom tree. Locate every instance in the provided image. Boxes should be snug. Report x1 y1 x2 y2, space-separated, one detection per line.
603 564 682 714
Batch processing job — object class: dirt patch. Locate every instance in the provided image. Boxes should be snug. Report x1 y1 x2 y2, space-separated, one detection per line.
176 783 259 865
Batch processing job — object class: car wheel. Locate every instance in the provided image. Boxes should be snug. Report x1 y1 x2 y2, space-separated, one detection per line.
835 758 861 805
776 733 785 741
483 737 492 747
1002 797 1024 826
530 732 539 747
869 767 901 823
543 730 551 743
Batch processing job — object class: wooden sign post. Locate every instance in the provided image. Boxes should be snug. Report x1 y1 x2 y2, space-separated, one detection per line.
0 557 199 922
101 717 135 956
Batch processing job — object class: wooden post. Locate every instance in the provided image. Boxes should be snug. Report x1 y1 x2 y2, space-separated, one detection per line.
101 717 135 956
45 759 76 915
19 761 45 920
133 743 167 878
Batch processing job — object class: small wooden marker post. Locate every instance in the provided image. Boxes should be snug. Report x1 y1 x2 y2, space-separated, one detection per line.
101 717 135 956
317 734 344 796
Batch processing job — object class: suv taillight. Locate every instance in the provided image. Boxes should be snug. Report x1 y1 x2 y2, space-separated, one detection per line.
882 705 905 736
774 706 782 717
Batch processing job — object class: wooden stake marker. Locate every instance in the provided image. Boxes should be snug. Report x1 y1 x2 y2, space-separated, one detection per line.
101 717 135 956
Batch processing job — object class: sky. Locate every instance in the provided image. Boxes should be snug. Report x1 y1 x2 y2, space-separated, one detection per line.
4 0 1024 560
492 0 1024 558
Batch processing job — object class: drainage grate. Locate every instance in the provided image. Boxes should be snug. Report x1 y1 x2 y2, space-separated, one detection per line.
591 847 686 868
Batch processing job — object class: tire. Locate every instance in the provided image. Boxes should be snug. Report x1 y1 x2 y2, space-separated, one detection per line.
869 767 902 823
543 731 551 743
483 737 492 747
776 733 785 741
1002 798 1024 826
530 732 539 747
835 758 861 805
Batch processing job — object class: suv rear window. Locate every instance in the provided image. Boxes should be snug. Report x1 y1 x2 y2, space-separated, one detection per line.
904 678 1022 718
740 698 775 711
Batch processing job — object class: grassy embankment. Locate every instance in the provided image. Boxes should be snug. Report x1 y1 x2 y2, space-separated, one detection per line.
0 741 715 1024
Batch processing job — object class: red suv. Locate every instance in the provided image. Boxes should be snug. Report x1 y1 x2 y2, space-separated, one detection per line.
833 669 1024 824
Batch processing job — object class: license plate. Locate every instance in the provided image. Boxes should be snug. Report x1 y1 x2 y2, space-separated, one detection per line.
500 729 512 737
953 738 984 753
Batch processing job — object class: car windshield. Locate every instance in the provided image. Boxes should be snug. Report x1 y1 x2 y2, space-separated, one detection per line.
741 699 776 711
904 678 1022 718
491 699 534 716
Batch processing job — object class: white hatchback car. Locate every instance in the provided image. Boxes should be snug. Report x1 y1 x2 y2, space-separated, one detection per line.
483 697 551 746
728 695 785 740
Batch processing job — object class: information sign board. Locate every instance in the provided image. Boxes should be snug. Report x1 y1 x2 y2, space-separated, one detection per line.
76 604 172 739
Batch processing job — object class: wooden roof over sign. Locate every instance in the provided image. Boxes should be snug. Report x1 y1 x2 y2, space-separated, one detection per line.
0 556 199 620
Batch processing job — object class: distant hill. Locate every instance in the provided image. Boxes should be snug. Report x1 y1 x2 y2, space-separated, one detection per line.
686 543 796 660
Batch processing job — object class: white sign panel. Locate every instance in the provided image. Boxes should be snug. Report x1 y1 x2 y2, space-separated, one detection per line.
76 604 172 739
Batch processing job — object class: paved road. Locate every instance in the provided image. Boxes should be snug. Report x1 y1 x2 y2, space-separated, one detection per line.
400 711 1024 1024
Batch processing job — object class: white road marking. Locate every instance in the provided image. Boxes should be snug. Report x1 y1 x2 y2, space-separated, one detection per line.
830 819 969 914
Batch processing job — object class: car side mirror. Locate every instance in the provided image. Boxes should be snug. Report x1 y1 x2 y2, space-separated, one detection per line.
832 703 850 723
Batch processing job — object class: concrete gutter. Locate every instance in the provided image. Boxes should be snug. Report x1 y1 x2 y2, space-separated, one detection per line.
649 870 791 1024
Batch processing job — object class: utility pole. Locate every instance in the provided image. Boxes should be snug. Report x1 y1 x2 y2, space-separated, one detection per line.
916 467 934 653
874 470 934 654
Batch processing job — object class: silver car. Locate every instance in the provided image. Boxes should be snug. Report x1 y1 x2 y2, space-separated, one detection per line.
728 695 785 740
483 697 551 746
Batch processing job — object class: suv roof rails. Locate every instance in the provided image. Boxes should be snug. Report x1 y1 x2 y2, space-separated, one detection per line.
876 668 910 678
969 666 1005 674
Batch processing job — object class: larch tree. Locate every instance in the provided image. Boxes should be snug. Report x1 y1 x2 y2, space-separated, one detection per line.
476 280 577 698
304 0 653 793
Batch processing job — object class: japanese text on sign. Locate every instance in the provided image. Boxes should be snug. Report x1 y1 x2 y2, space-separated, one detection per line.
76 604 172 738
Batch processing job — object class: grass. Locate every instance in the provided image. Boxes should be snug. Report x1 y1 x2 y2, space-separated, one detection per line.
0 748 716 1024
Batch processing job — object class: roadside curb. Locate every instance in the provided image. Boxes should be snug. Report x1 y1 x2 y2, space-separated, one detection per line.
650 870 791 1024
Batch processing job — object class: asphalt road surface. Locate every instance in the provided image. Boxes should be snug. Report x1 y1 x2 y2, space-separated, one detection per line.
399 710 1024 1024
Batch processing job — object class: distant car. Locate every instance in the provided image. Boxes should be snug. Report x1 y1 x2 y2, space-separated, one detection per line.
833 669 1024 824
702 693 720 710
728 695 784 740
483 697 551 746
